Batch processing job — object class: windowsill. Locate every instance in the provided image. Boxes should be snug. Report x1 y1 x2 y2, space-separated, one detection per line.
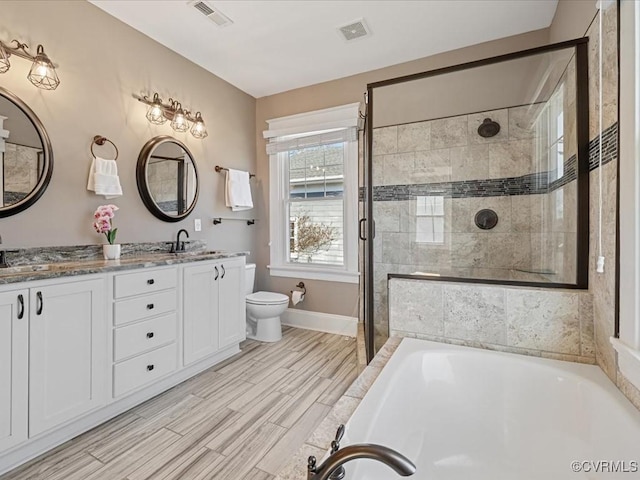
611 337 640 391
268 264 359 284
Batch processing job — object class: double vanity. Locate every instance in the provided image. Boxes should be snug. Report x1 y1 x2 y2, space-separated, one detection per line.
0 246 246 475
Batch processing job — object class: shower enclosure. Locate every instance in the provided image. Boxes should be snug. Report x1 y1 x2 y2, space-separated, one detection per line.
361 39 589 358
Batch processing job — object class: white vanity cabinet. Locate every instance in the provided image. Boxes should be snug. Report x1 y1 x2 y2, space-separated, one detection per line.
0 254 247 476
28 278 107 437
0 290 28 451
111 267 178 398
183 257 245 365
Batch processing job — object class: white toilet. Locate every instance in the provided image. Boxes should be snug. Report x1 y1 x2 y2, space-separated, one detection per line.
245 263 289 342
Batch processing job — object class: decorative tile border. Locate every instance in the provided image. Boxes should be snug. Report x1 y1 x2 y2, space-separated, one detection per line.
362 122 618 201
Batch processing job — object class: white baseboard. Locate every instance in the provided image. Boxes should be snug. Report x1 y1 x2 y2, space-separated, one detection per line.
281 308 357 337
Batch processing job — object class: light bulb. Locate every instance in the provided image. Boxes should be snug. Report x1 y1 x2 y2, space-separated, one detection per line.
170 104 190 133
27 45 59 90
190 112 208 139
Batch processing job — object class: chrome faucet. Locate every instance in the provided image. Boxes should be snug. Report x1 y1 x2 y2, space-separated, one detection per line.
307 425 416 480
171 229 190 253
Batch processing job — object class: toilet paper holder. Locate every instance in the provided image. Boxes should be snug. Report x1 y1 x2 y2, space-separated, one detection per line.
291 282 306 295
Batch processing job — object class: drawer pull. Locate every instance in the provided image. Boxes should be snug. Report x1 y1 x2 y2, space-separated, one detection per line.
146 303 155 310
221 264 226 279
146 332 155 339
214 266 219 281
17 294 24 319
147 279 155 285
147 364 155 371
36 291 43 315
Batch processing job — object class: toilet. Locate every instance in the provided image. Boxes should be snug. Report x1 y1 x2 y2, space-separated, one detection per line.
245 263 289 342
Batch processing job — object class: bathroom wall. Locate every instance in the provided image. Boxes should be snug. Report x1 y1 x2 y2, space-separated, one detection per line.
0 1 257 260
389 277 595 363
255 28 551 317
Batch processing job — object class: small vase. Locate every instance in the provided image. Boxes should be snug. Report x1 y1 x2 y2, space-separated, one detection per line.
103 244 121 260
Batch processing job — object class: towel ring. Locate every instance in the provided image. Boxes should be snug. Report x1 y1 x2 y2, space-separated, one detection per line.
91 135 119 161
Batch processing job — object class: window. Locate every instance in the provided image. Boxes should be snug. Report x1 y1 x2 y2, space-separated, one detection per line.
415 196 445 244
535 89 564 182
265 103 360 283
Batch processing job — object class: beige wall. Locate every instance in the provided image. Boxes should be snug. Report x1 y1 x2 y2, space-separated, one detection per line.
0 1 257 262
255 29 550 317
549 0 597 43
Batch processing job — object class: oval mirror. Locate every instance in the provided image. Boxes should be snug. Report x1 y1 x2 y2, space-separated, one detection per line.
0 86 53 217
136 136 199 222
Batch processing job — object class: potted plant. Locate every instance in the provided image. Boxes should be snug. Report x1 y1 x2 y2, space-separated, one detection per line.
93 204 120 260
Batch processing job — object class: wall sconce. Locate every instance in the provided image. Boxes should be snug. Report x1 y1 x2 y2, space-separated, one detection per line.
0 40 60 90
135 93 208 139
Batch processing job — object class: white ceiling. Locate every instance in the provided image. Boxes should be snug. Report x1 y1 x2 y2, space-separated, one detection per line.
90 0 559 98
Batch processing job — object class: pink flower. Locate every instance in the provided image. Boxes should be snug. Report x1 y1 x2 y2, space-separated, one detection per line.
92 205 120 244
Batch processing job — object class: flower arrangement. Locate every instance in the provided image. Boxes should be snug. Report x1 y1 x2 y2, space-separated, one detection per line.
93 204 119 245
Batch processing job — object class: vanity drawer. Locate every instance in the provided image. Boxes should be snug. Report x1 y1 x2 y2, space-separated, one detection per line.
114 268 177 299
114 290 176 325
114 313 176 362
113 343 177 397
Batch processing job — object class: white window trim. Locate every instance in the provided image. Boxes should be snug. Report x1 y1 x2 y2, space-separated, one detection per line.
266 103 360 284
613 0 640 390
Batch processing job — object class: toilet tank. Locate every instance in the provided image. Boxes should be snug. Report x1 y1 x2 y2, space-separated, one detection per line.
245 263 256 296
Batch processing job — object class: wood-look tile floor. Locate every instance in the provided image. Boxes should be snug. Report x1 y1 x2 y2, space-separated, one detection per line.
2 327 357 480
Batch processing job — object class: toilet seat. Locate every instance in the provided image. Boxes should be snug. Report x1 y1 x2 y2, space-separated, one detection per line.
246 291 289 306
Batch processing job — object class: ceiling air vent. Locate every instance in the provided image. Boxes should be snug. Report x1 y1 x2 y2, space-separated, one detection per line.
189 0 233 27
338 19 370 41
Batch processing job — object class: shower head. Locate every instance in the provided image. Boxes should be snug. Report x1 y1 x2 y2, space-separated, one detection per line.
477 118 501 138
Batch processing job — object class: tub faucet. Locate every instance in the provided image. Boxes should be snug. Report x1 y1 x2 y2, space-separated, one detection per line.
307 425 416 480
171 229 189 253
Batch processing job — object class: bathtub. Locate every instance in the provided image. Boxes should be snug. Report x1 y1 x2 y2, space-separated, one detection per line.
341 338 640 479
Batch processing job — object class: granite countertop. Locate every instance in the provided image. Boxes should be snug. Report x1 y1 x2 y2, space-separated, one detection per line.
0 247 248 285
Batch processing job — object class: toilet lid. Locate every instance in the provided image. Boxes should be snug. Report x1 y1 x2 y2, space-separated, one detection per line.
246 291 289 305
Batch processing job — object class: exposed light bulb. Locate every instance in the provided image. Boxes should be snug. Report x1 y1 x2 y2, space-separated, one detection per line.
190 112 208 139
27 45 59 90
170 103 190 133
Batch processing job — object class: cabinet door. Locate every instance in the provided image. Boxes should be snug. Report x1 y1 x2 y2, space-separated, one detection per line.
183 263 219 365
218 258 246 349
0 290 28 451
29 279 106 437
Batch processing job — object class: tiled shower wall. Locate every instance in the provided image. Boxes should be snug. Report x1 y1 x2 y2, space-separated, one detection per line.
389 278 595 363
371 96 580 344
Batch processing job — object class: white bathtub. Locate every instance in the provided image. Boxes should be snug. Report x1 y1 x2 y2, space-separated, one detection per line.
341 338 640 479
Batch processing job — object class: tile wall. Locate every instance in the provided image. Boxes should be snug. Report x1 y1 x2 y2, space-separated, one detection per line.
389 277 595 363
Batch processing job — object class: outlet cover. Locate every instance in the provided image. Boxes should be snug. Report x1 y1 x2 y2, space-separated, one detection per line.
194 218 202 231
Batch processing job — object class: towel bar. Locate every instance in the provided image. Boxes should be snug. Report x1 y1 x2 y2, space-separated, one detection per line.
215 165 255 178
213 217 256 226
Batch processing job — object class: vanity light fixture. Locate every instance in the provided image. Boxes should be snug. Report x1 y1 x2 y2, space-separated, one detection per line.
145 93 167 125
0 40 60 90
190 112 208 139
170 102 190 133
135 93 208 139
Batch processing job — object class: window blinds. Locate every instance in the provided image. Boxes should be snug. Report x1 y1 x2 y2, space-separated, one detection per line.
266 127 358 155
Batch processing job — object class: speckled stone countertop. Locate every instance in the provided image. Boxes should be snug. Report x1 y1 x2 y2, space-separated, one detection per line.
0 241 248 285
275 336 402 480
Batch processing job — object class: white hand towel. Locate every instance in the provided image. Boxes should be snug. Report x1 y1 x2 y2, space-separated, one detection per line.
225 169 253 211
87 157 122 199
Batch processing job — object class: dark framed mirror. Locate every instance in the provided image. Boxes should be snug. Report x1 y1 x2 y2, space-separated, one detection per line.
0 86 53 217
136 135 199 222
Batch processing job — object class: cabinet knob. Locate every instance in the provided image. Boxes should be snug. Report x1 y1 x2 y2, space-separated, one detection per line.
146 332 154 339
146 303 155 310
147 364 155 371
147 279 155 285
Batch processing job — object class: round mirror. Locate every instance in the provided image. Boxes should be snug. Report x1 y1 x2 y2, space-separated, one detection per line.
0 86 53 217
136 136 199 222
